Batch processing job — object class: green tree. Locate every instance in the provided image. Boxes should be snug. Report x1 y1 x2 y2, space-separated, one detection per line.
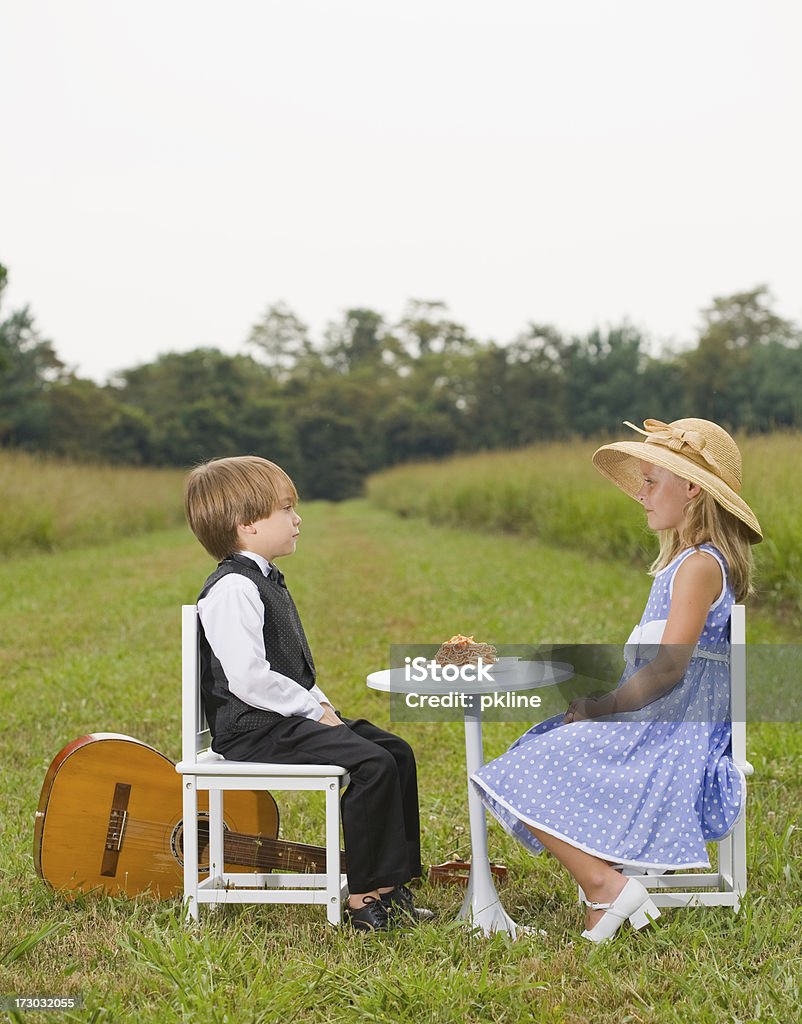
0 264 64 447
323 308 404 375
378 399 460 463
118 348 281 464
396 299 476 357
682 286 800 427
505 324 569 441
293 408 366 500
741 341 802 429
559 325 648 435
246 302 317 381
43 377 154 464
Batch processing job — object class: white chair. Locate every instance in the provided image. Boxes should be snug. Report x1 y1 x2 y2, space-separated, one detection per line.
620 603 753 912
175 605 349 924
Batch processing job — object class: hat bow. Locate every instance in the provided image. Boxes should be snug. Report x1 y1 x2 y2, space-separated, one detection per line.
624 418 718 471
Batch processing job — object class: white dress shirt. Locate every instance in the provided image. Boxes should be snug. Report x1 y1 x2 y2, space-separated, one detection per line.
197 550 330 721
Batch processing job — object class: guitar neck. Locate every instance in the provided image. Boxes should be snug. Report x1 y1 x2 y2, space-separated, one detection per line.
219 829 345 874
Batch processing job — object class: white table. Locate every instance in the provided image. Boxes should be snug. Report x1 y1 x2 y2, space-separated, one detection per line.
366 659 573 937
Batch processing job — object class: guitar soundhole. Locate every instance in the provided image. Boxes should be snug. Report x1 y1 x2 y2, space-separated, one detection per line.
170 813 228 872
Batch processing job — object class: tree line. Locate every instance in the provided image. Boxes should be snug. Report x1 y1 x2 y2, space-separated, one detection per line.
2 262 800 500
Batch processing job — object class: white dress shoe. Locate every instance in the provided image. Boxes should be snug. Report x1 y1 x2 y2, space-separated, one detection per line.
581 878 661 944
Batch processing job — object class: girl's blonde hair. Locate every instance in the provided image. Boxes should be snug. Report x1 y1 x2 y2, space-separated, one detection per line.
650 489 755 601
184 456 298 562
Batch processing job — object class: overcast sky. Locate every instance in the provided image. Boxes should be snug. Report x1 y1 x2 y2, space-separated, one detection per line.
2 0 800 382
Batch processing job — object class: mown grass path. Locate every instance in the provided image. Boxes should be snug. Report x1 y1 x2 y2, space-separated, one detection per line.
1 502 799 1023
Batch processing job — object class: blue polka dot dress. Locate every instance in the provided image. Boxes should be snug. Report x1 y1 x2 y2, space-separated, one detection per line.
472 545 745 869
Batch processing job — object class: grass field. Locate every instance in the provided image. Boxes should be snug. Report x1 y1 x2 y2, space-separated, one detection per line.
1 498 800 1024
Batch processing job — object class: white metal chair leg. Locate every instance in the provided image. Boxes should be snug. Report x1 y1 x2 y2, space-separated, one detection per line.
182 778 199 922
208 789 225 890
732 814 747 912
718 829 734 887
326 777 343 926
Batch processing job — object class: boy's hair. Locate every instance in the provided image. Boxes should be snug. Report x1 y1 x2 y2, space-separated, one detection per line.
184 456 298 561
651 490 755 602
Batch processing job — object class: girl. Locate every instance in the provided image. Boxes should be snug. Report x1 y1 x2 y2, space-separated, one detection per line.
472 418 762 943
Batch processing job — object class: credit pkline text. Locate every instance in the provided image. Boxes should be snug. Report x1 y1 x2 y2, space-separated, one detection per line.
403 691 542 710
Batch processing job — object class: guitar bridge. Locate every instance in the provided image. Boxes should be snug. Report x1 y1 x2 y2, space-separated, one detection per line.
101 783 131 876
106 808 128 851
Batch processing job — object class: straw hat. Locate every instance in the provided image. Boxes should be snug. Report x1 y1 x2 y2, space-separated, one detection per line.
592 418 762 544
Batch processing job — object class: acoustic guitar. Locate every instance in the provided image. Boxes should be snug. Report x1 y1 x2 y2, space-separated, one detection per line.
34 734 344 899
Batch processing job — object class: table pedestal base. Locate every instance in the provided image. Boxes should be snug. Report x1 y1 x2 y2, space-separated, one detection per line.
457 868 532 938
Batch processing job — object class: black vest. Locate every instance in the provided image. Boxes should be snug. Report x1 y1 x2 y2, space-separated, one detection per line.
198 554 316 741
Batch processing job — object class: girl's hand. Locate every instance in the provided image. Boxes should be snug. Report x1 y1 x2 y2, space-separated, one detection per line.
564 698 594 723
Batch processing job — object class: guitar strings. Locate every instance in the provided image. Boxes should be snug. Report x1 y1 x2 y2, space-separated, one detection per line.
102 816 333 871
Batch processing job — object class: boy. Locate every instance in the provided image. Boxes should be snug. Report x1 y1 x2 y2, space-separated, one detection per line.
184 455 429 931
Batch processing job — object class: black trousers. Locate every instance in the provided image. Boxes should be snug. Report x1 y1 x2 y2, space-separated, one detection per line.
216 715 422 894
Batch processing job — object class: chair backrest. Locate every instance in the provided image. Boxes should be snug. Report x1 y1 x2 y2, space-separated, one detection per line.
730 604 747 769
182 605 212 763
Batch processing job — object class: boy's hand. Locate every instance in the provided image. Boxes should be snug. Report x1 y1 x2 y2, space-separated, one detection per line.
318 702 344 728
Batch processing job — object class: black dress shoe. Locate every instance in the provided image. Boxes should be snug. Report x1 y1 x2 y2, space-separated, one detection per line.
380 884 435 924
345 896 391 932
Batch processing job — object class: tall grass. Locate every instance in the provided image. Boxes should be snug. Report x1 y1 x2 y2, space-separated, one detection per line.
0 450 186 556
367 433 802 613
